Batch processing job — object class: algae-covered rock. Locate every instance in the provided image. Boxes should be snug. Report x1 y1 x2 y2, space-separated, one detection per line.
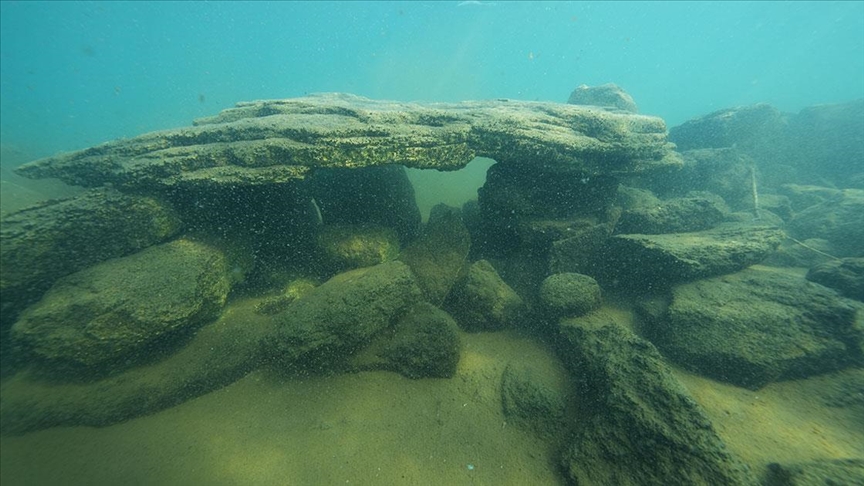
640 266 862 389
615 194 729 235
445 260 524 332
398 204 471 305
599 222 785 291
254 278 319 315
538 272 602 318
16 93 682 191
807 257 864 302
787 189 864 257
11 239 230 370
557 312 754 486
778 184 843 212
567 83 638 113
0 188 181 328
500 361 570 440
317 223 400 272
267 260 422 368
352 302 461 379
764 458 864 486
1 260 421 435
669 103 786 152
0 299 269 435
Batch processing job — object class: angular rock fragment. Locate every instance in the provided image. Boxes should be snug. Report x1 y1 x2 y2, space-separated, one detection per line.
557 312 754 485
640 266 863 389
445 260 524 332
599 223 785 291
351 302 461 379
807 257 864 302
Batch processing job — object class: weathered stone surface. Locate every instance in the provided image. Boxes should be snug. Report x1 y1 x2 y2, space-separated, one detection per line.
807 257 864 302
599 223 785 290
11 239 231 370
445 260 524 332
630 148 757 203
308 165 420 244
267 261 422 368
640 266 863 389
475 160 621 259
500 361 570 440
784 99 864 185
398 204 471 305
557 313 753 485
764 458 864 486
351 302 461 379
1 260 421 434
16 93 681 190
615 194 729 235
820 368 864 408
548 218 618 276
755 193 793 221
669 103 786 152
0 299 269 435
787 189 864 257
0 188 181 329
316 224 400 272
538 272 602 318
567 83 638 113
778 184 843 212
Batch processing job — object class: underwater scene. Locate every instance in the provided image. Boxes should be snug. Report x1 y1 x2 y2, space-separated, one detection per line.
1 2 863 485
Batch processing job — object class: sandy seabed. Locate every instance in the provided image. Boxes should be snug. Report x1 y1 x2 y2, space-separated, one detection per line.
1 315 861 486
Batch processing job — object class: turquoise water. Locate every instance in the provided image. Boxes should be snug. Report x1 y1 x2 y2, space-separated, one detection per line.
1 3 864 485
1 1 862 158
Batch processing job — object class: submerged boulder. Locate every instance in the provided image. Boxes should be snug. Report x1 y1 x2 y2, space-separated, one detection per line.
787 189 864 257
398 204 471 306
806 257 864 302
567 83 638 113
669 103 786 153
1 260 422 434
317 223 400 272
11 239 231 371
557 312 754 485
538 272 602 318
500 360 571 440
639 266 863 389
351 302 461 379
599 223 785 291
267 261 422 368
445 259 524 332
614 194 729 235
0 188 181 329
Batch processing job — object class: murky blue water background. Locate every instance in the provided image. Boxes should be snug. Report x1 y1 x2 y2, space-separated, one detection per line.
2 1 862 159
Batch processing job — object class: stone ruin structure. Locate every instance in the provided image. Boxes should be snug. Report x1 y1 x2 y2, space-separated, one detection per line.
3 91 861 484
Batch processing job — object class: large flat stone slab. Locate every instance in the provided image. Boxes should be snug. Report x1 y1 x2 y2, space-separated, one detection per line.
599 222 785 290
639 266 862 389
16 93 681 190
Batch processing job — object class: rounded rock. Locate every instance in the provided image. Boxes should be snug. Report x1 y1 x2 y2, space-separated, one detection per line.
539 273 602 318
